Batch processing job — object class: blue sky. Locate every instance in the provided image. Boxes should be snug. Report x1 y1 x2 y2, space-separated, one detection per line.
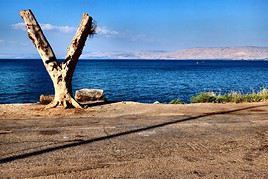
0 0 267 58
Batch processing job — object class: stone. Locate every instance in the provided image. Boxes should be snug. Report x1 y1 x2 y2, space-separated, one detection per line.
39 95 54 104
75 89 105 103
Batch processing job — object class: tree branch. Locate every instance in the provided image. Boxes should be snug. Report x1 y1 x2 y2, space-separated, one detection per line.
19 9 59 77
63 13 94 72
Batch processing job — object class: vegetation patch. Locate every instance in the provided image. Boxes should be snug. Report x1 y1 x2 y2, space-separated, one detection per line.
190 89 268 103
169 99 184 104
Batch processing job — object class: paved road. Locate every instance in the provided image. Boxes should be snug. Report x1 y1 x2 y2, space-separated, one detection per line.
0 102 268 178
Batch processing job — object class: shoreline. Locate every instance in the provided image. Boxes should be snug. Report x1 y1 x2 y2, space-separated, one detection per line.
0 100 267 106
1 58 268 61
1 101 268 120
1 100 267 106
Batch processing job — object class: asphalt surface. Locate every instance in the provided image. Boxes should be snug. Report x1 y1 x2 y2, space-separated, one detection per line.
0 102 268 178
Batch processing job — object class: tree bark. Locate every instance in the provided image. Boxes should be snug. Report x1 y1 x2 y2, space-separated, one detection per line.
19 9 94 108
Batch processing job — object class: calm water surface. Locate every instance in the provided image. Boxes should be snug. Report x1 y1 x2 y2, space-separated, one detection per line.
1 59 268 104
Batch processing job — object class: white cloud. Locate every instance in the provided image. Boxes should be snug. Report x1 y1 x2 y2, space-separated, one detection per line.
40 23 76 33
12 22 119 36
95 26 119 36
11 22 25 30
12 22 75 33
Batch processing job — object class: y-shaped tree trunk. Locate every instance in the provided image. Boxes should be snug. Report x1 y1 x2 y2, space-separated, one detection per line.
19 10 95 108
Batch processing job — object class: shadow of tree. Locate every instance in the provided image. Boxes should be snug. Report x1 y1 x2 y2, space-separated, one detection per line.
0 104 267 164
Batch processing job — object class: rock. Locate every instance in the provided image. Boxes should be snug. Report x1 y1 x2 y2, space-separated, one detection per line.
75 89 105 103
40 89 105 105
39 95 54 104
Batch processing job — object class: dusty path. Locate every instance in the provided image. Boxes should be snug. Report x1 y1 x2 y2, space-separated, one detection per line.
0 102 268 178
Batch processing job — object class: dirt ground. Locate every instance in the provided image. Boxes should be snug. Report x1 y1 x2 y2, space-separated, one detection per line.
0 102 268 178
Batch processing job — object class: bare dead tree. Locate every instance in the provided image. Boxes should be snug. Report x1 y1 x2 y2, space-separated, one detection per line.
19 9 95 108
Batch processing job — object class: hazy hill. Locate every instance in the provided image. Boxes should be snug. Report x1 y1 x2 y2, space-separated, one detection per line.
85 47 268 60
135 47 268 60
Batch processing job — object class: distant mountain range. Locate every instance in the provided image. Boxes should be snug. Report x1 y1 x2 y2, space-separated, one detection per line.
84 46 268 60
2 46 268 60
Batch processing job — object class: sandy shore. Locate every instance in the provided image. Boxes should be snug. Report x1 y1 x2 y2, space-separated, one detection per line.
0 102 268 178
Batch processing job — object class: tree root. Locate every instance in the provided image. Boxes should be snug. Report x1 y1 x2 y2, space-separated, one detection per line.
45 100 59 109
70 98 83 108
45 98 83 109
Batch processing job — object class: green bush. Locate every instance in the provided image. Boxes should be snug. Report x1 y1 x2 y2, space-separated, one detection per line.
169 99 184 104
191 92 217 103
190 89 268 103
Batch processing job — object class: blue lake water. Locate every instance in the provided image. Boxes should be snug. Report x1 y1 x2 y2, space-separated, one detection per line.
1 59 268 104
